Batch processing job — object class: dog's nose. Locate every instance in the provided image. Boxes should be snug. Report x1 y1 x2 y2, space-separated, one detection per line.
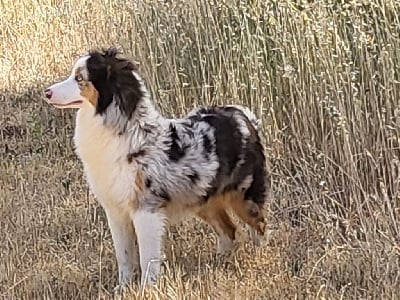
44 88 53 99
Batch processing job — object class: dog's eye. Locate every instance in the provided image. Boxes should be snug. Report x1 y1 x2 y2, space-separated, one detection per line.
75 74 83 82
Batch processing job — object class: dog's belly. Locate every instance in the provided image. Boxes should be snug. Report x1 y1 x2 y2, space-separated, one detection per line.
162 191 203 225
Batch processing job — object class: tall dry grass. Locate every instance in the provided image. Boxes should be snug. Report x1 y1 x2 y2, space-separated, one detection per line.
1 0 399 299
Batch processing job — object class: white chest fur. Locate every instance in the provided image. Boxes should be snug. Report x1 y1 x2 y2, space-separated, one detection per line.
73 107 138 210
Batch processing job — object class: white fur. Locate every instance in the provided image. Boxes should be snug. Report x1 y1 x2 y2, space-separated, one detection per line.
105 209 139 285
74 103 139 209
131 210 166 286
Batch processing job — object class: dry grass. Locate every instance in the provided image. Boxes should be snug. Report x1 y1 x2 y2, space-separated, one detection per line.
1 0 400 299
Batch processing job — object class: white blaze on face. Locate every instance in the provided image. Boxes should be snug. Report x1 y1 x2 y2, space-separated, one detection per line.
45 56 90 109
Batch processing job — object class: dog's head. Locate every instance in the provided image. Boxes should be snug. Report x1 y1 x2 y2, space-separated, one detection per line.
44 47 143 119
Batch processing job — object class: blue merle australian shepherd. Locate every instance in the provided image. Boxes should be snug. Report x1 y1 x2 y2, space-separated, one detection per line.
44 47 270 289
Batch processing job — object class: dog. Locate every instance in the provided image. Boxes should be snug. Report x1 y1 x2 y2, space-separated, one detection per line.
44 47 270 289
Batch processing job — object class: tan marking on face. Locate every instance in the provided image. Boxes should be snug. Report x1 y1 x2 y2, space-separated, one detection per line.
75 67 99 107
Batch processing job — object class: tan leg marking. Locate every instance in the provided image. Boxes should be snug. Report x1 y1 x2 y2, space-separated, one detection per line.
201 191 266 236
229 194 266 235
197 193 237 253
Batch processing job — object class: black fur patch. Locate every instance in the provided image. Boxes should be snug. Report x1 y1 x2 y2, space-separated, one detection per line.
145 178 152 188
166 123 186 161
201 107 242 198
152 187 170 202
243 140 267 205
127 149 146 163
202 134 212 159
86 47 143 119
188 170 199 184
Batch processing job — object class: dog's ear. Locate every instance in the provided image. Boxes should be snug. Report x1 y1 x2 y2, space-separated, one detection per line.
86 52 114 115
108 59 143 119
87 50 143 118
95 78 114 115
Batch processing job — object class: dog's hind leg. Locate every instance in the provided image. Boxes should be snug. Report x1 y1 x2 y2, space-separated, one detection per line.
197 199 237 254
232 162 269 237
230 196 266 237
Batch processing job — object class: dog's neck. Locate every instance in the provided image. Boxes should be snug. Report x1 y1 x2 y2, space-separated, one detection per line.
131 96 166 132
76 95 167 146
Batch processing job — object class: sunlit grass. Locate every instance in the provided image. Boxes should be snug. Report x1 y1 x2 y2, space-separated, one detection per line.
1 0 399 299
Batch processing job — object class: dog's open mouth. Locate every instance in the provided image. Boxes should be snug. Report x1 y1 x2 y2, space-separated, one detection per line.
51 100 83 108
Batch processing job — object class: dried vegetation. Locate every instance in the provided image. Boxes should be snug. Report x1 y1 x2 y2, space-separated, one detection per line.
1 0 399 299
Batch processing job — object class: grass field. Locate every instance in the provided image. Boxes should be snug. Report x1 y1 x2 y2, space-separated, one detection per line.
1 0 399 299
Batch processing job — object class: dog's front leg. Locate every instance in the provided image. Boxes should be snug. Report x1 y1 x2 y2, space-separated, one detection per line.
131 208 166 287
105 209 139 289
